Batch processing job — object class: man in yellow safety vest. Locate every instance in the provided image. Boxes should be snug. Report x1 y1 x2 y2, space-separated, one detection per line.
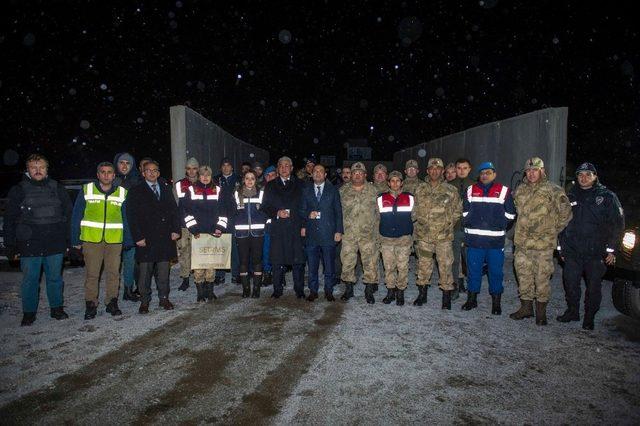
71 161 131 320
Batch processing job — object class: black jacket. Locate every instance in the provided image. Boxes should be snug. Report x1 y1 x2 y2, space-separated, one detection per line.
559 183 625 258
3 175 72 257
182 181 228 235
261 176 305 264
127 179 181 262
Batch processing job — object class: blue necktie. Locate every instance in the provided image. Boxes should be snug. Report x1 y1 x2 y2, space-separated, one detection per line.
152 184 160 200
316 185 322 202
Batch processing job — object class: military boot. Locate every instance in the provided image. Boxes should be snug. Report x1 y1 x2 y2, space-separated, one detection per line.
251 275 262 298
582 310 595 330
491 294 502 315
442 290 452 310
21 312 36 326
262 271 273 287
105 298 122 316
451 285 460 301
382 288 396 304
206 282 217 302
178 277 190 291
509 299 534 320
340 282 355 301
413 286 428 306
195 283 206 302
84 301 97 320
364 284 375 304
535 301 548 325
461 292 478 311
241 275 251 298
50 307 69 320
396 289 405 306
372 284 379 293
458 277 467 293
556 305 580 322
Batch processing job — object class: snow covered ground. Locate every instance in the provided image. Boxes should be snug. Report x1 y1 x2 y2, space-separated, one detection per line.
0 253 639 425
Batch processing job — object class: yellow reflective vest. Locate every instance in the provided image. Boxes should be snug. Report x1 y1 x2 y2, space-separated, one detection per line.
80 182 127 243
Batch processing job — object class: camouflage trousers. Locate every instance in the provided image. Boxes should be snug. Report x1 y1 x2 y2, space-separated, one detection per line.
193 268 216 284
380 235 412 290
414 239 455 290
514 248 554 302
340 236 378 284
177 228 192 278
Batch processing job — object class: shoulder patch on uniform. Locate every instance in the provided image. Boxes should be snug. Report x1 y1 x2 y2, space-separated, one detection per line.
596 196 604 205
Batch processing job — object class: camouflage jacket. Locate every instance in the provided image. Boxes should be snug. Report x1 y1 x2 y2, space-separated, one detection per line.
402 176 425 196
513 178 572 251
340 182 380 240
413 181 462 242
373 181 388 195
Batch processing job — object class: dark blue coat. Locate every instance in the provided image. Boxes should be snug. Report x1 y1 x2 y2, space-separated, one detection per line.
300 181 344 247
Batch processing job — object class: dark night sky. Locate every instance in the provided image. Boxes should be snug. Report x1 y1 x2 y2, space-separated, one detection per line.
1 0 638 188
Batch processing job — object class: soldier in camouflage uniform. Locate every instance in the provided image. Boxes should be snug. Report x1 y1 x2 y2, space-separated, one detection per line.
403 159 425 196
373 163 389 194
412 158 462 309
510 157 572 325
339 162 380 301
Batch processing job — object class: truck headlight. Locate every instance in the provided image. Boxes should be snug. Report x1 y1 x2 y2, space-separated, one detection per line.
622 230 636 251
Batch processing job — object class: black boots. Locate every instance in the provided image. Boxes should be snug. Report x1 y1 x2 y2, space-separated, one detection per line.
461 292 478 311
383 288 396 304
252 275 262 298
123 287 140 302
262 271 272 287
241 275 251 298
84 301 97 320
557 306 580 323
509 299 534 320
413 286 428 306
50 306 69 320
364 283 375 304
340 282 355 301
396 289 405 306
458 277 467 293
106 298 122 316
196 283 206 302
491 294 502 315
178 277 190 291
21 312 36 326
535 301 547 325
442 290 452 310
205 282 217 302
582 310 596 330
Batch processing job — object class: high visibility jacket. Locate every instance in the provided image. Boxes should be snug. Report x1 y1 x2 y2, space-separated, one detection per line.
377 191 414 238
232 189 269 238
79 182 127 243
462 182 515 249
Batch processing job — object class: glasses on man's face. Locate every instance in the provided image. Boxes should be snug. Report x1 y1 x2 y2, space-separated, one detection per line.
479 170 494 176
145 169 159 174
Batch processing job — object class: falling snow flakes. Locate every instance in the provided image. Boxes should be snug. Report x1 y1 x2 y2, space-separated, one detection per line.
279 29 292 44
79 120 90 129
100 83 108 90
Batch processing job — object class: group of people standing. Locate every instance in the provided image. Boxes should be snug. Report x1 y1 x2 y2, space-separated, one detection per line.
4 151 624 331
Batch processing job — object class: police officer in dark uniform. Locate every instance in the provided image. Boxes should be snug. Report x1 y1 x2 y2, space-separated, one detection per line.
557 162 624 330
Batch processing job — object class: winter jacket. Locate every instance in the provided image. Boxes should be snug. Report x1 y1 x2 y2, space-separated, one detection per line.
462 181 516 249
413 180 462 242
377 191 414 238
113 152 142 190
182 181 228 235
300 181 344 246
174 176 198 222
3 175 72 257
126 179 181 262
559 183 625 258
231 189 269 238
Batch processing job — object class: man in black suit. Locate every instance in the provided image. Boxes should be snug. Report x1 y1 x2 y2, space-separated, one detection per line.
127 160 181 314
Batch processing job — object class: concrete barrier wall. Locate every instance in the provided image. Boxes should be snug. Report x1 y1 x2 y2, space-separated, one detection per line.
393 108 568 188
170 105 269 181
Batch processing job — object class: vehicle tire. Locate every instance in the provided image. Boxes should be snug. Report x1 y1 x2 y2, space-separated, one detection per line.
612 278 640 320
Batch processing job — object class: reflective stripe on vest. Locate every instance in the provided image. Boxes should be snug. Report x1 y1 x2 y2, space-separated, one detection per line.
79 183 127 243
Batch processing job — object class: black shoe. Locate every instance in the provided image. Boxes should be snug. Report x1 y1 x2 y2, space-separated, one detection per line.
132 288 141 298
271 289 282 299
50 307 68 320
461 292 478 311
206 282 217 301
364 284 375 304
556 307 580 323
326 293 335 302
383 288 397 304
213 276 225 285
262 271 272 287
232 275 241 285
196 283 206 302
491 293 502 315
241 275 251 298
582 319 595 330
340 282 355 301
307 292 319 302
178 277 190 291
123 287 140 302
296 291 306 299
251 275 262 298
372 284 379 293
442 290 452 310
396 290 405 306
458 277 467 293
21 312 36 326
84 301 97 320
413 286 428 306
106 298 122 316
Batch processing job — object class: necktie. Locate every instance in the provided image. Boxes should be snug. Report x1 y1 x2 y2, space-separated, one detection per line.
316 185 322 201
152 184 160 200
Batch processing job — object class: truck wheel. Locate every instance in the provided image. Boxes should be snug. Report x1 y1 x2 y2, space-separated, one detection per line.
612 278 640 320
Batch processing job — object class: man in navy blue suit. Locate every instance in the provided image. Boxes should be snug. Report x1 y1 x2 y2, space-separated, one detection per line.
300 164 344 301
